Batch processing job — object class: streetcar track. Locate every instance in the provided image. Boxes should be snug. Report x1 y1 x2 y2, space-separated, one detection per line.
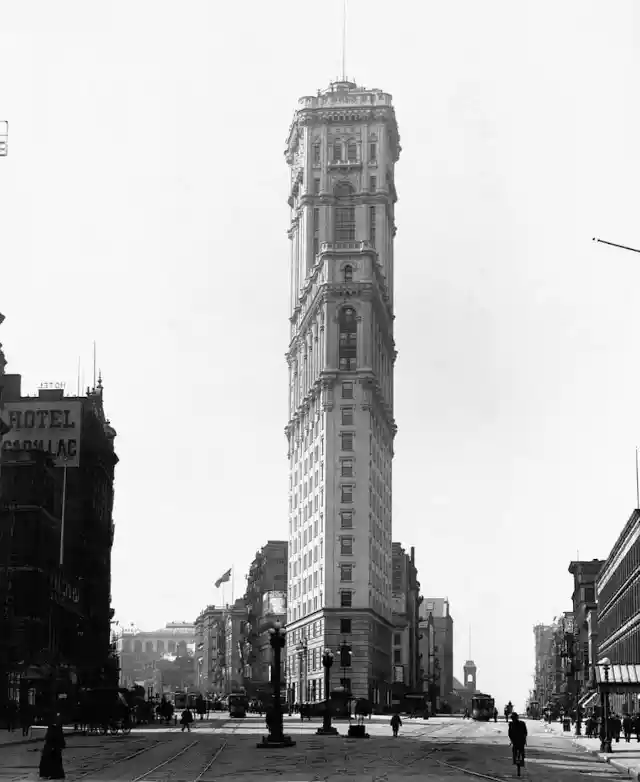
71 739 163 780
193 739 228 781
130 739 199 781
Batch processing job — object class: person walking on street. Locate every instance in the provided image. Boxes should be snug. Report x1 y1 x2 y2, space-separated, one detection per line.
390 713 402 737
493 707 498 723
6 700 17 732
623 714 632 742
180 707 193 732
20 704 33 738
39 715 66 780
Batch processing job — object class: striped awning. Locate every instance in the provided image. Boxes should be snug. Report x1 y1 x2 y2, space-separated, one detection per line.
579 691 599 709
595 664 640 690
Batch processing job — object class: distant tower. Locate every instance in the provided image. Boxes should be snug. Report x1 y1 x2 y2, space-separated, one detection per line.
284 79 401 704
464 659 477 692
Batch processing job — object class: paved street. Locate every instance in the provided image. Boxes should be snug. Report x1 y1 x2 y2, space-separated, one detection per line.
0 715 629 781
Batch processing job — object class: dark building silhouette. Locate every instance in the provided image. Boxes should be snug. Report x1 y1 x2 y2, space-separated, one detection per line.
0 373 118 711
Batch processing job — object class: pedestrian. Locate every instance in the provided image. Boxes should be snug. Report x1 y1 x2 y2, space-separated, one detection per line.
623 714 632 742
20 704 32 738
493 707 498 723
6 700 17 732
39 715 66 780
180 707 193 733
390 713 402 737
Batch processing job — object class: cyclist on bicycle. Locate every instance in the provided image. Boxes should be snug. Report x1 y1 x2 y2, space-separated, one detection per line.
508 712 527 766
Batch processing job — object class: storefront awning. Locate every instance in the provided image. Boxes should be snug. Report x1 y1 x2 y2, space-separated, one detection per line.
595 664 640 691
579 691 599 709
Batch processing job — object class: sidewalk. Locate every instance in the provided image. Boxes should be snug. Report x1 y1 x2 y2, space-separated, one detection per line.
543 720 640 779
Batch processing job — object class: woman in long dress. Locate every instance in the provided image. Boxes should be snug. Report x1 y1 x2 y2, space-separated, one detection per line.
39 717 66 780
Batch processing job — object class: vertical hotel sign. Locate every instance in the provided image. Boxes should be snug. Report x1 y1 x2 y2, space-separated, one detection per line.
1 401 82 466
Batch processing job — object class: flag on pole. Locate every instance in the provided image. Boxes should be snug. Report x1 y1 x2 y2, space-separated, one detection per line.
215 568 232 588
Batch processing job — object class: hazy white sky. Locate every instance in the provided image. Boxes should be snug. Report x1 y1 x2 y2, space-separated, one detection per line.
1 0 639 709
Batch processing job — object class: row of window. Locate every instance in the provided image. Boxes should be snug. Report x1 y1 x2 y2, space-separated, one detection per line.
311 204 377 249
313 141 377 164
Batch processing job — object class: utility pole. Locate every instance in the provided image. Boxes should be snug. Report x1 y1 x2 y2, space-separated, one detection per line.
592 237 640 254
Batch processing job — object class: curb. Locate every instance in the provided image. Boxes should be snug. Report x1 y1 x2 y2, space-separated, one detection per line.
544 726 640 780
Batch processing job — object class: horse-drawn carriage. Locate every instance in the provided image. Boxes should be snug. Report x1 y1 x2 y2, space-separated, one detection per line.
73 688 133 736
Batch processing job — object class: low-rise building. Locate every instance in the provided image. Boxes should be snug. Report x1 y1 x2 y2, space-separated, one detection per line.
596 508 640 713
569 559 604 704
117 621 195 692
391 544 422 706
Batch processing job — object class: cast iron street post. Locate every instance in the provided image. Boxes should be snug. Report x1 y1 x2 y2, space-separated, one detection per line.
257 621 295 748
296 637 307 710
317 648 339 735
599 657 612 753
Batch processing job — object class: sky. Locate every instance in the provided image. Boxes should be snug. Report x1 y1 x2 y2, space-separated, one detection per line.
0 0 639 710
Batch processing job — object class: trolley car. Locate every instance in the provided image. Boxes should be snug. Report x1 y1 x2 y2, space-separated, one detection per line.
228 692 248 718
471 693 495 721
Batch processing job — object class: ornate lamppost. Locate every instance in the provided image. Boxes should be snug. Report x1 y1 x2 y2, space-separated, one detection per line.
257 621 295 749
296 637 308 710
317 648 339 736
599 657 612 753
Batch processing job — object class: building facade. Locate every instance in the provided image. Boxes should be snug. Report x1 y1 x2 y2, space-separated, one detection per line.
117 621 195 691
243 541 288 696
568 559 604 702
193 603 246 696
391 544 422 698
284 79 401 707
533 622 556 707
424 597 454 708
0 365 118 708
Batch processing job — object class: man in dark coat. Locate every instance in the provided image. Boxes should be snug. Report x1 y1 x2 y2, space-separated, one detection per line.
508 712 528 766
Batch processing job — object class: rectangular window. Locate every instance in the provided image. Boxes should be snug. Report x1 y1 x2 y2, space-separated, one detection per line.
341 458 354 478
340 511 353 528
369 142 377 160
339 357 357 371
340 618 352 634
585 585 595 603
342 382 354 399
340 564 353 582
333 142 342 161
314 178 321 195
341 407 354 425
340 591 352 608
369 205 376 247
347 142 357 162
393 649 402 664
313 207 320 232
340 537 353 556
393 633 402 646
335 207 356 242
313 145 320 164
340 432 354 451
369 175 377 191
341 485 353 503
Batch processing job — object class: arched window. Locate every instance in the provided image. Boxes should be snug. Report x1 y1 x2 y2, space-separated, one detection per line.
134 640 142 653
145 641 154 653
168 641 176 654
343 265 353 282
347 141 357 162
157 640 165 654
338 307 357 371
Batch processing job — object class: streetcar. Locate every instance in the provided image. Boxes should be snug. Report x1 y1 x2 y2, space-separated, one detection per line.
528 700 540 720
471 693 495 721
228 692 248 718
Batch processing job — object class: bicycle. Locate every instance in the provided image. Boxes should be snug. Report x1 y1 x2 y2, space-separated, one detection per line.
514 745 525 777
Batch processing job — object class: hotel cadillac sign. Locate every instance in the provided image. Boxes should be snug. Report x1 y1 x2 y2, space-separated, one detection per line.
0 400 82 467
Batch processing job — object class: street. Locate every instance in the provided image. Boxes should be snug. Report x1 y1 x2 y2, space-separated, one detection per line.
0 716 627 781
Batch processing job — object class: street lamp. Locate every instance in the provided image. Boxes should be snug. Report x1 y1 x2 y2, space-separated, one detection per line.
296 638 307 709
257 621 295 749
599 657 612 753
317 648 338 735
